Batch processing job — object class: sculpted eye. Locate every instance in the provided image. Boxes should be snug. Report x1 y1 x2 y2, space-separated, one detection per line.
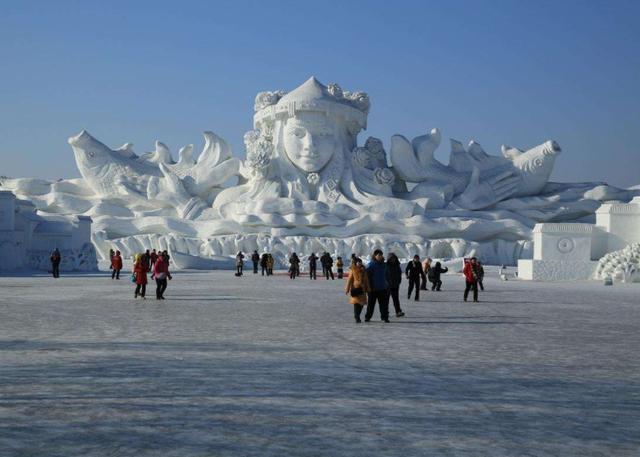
88 151 95 157
292 128 305 139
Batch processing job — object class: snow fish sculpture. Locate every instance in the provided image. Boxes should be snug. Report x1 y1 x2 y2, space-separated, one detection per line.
69 130 162 197
68 129 241 219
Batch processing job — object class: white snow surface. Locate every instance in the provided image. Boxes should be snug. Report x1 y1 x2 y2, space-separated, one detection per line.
0 270 638 456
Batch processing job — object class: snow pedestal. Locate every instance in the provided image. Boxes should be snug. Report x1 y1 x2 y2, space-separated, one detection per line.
518 223 597 280
592 196 640 259
0 191 23 270
518 197 640 281
0 191 16 231
0 190 98 273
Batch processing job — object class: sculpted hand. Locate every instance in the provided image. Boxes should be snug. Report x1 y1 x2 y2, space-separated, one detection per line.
147 163 191 206
147 164 207 219
454 166 522 210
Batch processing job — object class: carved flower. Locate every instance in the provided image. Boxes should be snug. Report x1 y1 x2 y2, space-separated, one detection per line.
307 173 320 186
245 130 273 171
364 137 385 160
243 129 261 147
327 83 343 99
348 91 370 113
254 91 282 112
373 167 395 186
353 147 371 168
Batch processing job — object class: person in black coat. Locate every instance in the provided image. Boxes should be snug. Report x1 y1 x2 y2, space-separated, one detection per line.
405 255 424 301
289 253 300 279
308 253 318 280
251 250 260 274
322 252 335 280
50 248 61 278
386 253 405 317
142 249 151 272
428 261 448 291
260 253 268 276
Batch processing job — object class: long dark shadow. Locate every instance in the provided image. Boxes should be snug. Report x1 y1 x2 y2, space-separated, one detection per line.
388 321 537 325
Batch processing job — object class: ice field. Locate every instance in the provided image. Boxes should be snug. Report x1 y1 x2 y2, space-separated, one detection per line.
0 270 639 456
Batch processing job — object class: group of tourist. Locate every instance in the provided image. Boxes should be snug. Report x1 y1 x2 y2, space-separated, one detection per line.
234 250 345 280
296 252 344 280
51 244 485 312
345 249 486 323
235 251 276 276
108 248 172 300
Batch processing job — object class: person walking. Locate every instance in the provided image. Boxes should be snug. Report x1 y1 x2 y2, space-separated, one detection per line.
350 253 357 269
150 249 158 266
152 253 172 299
324 253 335 280
142 249 151 272
260 252 269 276
386 253 405 317
50 248 61 278
251 250 260 274
365 249 390 323
463 257 480 302
405 255 424 301
421 257 432 290
289 252 300 279
308 253 318 280
111 250 123 279
266 254 274 276
133 253 148 299
345 258 370 323
429 261 449 291
477 261 485 291
336 256 344 279
235 251 244 276
109 248 115 272
321 252 328 278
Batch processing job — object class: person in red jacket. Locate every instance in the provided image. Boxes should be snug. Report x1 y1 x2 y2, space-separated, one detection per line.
133 253 148 299
463 257 480 302
151 255 172 300
111 250 123 280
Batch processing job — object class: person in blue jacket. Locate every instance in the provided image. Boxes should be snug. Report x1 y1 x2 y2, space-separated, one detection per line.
365 249 390 323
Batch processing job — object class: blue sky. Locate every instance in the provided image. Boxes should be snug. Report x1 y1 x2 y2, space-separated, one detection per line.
1 0 638 187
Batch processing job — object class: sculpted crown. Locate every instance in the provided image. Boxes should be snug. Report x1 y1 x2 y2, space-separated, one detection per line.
253 76 369 132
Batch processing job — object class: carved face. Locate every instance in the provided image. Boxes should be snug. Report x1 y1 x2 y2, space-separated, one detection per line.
283 112 338 173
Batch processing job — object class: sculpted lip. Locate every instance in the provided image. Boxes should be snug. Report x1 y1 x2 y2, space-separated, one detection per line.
300 152 319 159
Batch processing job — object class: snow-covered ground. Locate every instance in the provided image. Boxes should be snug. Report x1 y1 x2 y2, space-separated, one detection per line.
0 270 638 456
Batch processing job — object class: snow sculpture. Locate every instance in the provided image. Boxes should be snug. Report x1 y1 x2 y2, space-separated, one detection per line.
69 129 240 219
391 133 562 210
592 196 640 258
1 76 639 268
214 77 406 210
517 223 597 280
595 243 640 283
0 191 97 272
518 196 640 281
